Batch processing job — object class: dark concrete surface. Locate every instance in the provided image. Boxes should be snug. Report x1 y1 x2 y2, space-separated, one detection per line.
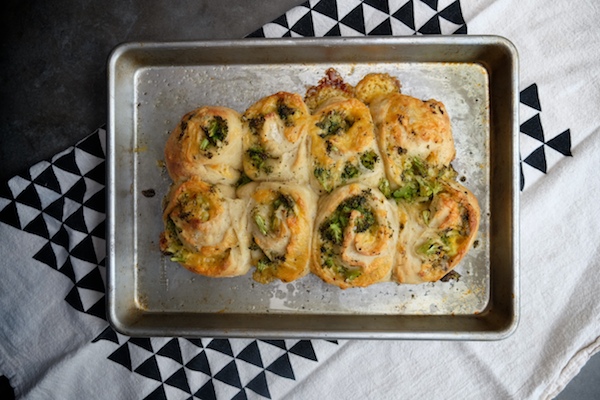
0 0 305 182
0 1 597 399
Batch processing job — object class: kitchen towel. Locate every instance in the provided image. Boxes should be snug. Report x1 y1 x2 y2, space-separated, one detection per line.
1 1 599 399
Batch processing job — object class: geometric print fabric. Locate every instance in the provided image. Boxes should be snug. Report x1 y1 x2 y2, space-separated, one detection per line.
519 83 573 190
248 0 468 38
0 128 107 320
92 327 340 400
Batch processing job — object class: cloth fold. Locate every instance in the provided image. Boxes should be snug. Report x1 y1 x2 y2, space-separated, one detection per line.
1 1 600 399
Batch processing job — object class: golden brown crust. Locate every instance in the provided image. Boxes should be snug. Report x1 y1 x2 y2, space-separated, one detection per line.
308 97 384 194
159 177 250 277
393 181 480 284
242 92 311 183
311 183 398 289
370 93 455 189
165 106 245 185
354 73 402 105
238 182 318 283
304 68 354 112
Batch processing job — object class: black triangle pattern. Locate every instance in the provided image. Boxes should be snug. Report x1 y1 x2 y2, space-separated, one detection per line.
207 339 234 357
340 4 366 34
157 338 183 364
236 341 263 368
546 129 572 156
143 384 167 400
421 0 438 11
364 0 389 14
195 380 217 400
266 353 295 380
418 14 441 34
523 145 547 173
520 84 542 111
76 266 105 292
15 184 42 210
33 165 62 194
246 371 271 399
393 1 415 30
92 325 119 344
369 17 393 35
186 351 211 376
214 360 242 388
33 242 58 269
164 368 191 394
289 340 318 361
108 343 132 371
232 389 248 400
291 10 314 37
135 356 162 382
92 335 341 400
130 337 154 352
23 213 50 239
313 0 338 20
518 84 573 189
44 196 64 221
246 0 467 38
76 128 106 159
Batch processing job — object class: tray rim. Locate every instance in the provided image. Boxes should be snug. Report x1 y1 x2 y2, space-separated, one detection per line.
106 35 520 340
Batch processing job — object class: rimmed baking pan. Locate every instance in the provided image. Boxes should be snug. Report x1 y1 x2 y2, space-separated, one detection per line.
107 36 519 340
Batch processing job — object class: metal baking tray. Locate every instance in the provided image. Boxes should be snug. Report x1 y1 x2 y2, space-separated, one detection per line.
107 36 519 340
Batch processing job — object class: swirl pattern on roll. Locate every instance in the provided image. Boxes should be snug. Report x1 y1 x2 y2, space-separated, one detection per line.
311 183 398 289
308 97 384 194
164 106 245 185
394 181 481 283
238 182 317 283
159 177 250 277
242 92 310 183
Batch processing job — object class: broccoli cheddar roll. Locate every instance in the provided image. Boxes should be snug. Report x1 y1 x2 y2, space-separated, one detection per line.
242 92 311 183
369 92 457 199
159 177 250 277
312 183 398 289
394 181 480 284
238 182 318 284
165 106 245 185
308 97 385 194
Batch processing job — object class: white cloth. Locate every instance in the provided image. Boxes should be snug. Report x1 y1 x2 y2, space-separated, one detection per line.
1 1 599 399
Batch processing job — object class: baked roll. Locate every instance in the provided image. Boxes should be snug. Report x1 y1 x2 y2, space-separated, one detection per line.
159 177 250 277
354 72 402 105
393 181 480 284
311 183 398 289
165 106 245 185
304 68 354 112
369 92 457 200
238 182 318 283
241 92 311 183
308 97 385 194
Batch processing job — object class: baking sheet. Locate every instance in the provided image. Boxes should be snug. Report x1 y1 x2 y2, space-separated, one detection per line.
107 36 519 339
